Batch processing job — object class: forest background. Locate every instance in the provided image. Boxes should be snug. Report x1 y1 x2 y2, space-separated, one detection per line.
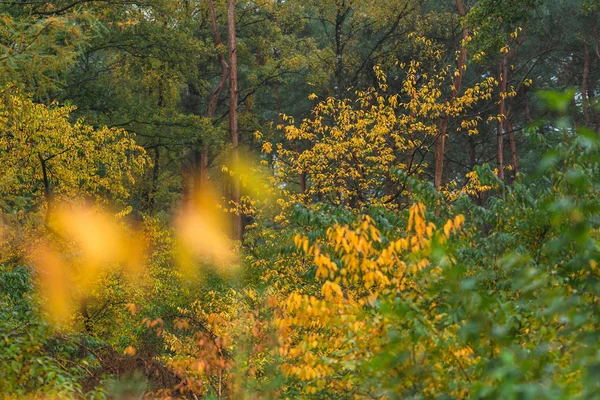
1 0 600 398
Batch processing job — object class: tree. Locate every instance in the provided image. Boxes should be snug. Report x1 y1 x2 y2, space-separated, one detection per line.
434 0 470 188
227 0 242 241
465 0 541 179
0 3 89 97
272 61 495 209
0 86 148 224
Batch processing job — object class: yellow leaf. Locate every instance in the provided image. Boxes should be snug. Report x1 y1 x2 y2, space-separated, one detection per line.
124 346 136 356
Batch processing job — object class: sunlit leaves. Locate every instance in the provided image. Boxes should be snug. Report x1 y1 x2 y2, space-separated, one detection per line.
270 61 495 210
275 203 469 395
0 86 149 215
175 184 237 279
30 204 146 326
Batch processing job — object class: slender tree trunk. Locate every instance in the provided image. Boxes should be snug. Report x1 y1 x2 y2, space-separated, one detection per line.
334 4 349 97
198 147 209 191
443 150 451 185
582 42 591 127
208 0 229 119
497 56 507 180
588 71 600 132
478 137 487 207
504 96 520 176
334 14 343 97
299 172 307 194
434 0 468 188
38 153 53 225
594 12 600 62
228 0 242 241
192 0 230 198
434 120 448 188
502 28 526 180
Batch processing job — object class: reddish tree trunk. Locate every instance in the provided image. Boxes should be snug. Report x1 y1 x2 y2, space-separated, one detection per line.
582 42 591 127
207 0 229 119
199 0 230 194
228 0 242 241
184 0 229 204
434 0 468 188
434 120 448 188
497 56 507 180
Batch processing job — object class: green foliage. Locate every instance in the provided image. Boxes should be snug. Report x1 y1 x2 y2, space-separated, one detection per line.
0 265 106 399
465 0 542 57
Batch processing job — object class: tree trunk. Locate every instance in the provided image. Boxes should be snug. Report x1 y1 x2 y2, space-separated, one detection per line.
334 4 349 97
588 71 600 132
434 0 468 188
274 81 283 125
478 137 487 207
208 0 229 119
299 172 307 194
228 0 242 241
192 0 230 198
497 56 507 180
443 148 451 185
504 94 520 176
434 120 447 188
582 42 591 127
198 147 209 191
503 27 527 180
38 153 53 225
525 90 533 123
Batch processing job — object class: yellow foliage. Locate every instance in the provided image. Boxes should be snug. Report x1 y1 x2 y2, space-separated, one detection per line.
175 184 238 278
270 62 496 210
29 204 147 326
0 86 148 214
123 346 137 356
275 203 470 392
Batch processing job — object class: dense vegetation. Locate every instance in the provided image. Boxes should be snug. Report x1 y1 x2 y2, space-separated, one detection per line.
1 0 600 398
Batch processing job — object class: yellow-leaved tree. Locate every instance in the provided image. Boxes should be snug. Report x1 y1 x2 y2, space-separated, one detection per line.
0 85 149 318
0 85 148 226
274 204 474 397
270 62 496 211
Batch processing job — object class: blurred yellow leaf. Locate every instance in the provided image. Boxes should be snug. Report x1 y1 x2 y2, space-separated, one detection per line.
175 184 237 279
125 303 140 316
30 243 72 325
124 346 136 356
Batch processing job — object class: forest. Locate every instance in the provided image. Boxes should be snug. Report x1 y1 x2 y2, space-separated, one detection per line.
1 0 600 398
